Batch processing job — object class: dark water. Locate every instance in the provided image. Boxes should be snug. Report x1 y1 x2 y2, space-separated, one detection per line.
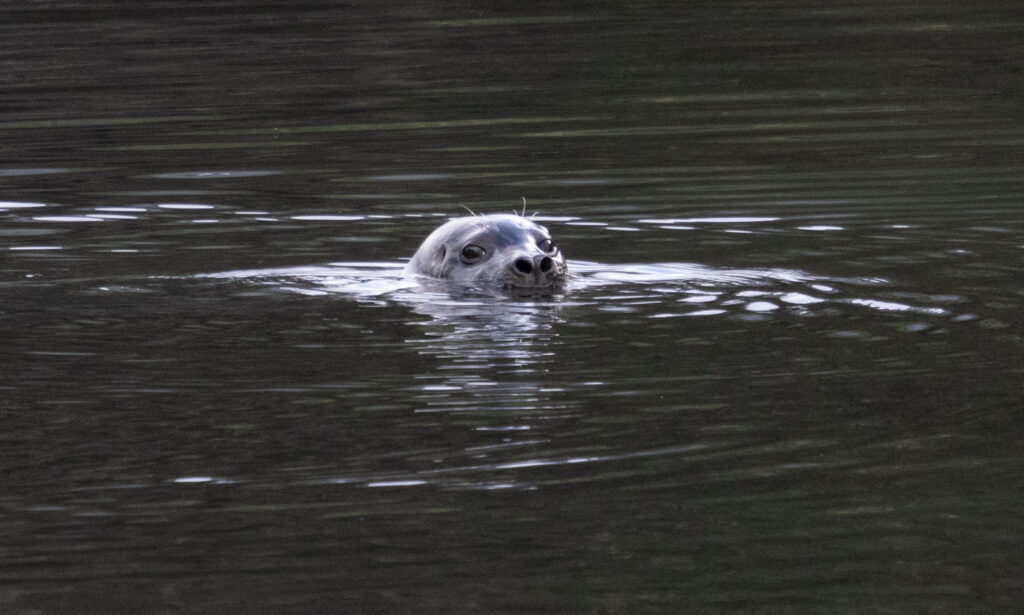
2 2 1023 613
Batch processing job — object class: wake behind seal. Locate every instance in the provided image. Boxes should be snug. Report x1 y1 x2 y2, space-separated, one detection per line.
404 213 567 290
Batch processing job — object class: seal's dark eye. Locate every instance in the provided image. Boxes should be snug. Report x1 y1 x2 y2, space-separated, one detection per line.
538 238 557 253
460 244 486 262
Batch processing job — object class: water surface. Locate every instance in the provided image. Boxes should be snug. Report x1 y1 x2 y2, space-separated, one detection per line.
1 2 1022 613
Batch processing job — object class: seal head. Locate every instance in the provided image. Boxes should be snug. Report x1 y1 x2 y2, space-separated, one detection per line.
404 214 567 290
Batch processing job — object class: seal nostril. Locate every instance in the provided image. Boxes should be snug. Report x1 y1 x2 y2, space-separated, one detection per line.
514 257 533 275
539 256 553 273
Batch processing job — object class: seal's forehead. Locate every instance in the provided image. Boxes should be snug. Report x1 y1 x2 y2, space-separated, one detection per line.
441 214 548 247
483 217 547 247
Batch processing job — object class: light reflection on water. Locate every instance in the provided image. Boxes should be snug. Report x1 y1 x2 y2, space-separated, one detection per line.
201 252 985 331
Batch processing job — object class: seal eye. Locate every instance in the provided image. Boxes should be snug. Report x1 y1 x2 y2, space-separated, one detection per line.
460 244 486 263
538 238 557 253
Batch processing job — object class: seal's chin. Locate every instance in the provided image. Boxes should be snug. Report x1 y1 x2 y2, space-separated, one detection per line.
500 282 566 298
498 273 568 295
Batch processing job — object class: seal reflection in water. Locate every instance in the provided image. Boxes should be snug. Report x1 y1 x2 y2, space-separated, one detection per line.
404 214 567 290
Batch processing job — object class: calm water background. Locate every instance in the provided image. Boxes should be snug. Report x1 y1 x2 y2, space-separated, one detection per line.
1 2 1022 613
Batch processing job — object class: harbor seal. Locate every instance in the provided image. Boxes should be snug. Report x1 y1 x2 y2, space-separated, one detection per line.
404 213 567 290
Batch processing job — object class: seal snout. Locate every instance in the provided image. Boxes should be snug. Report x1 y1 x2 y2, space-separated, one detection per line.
513 254 556 277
